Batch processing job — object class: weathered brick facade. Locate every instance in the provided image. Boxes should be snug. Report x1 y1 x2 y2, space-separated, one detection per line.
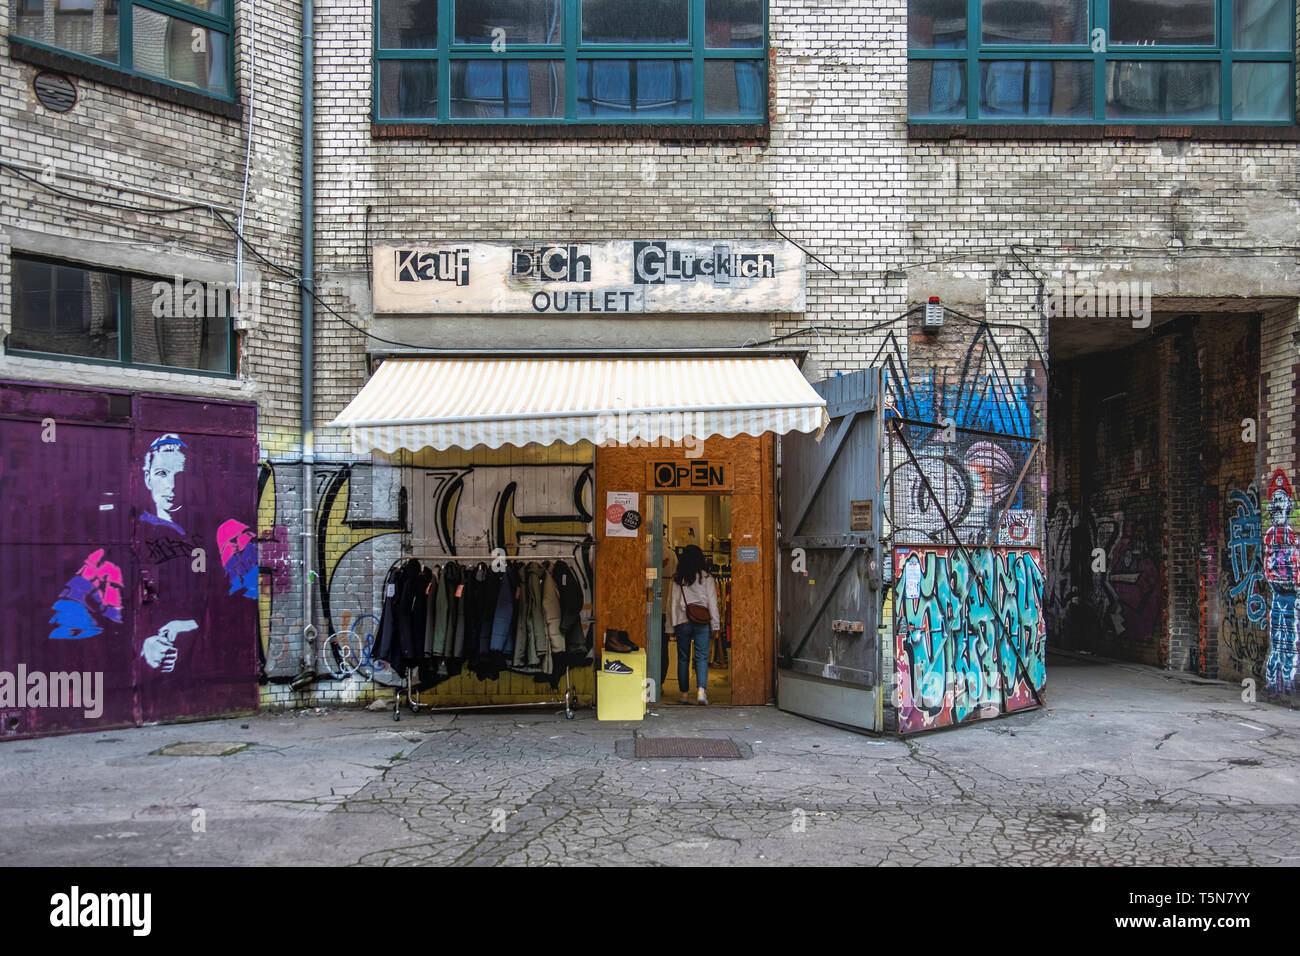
0 0 307 710
3 0 1297 720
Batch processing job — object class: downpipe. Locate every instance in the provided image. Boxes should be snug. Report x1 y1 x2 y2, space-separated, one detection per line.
291 0 317 692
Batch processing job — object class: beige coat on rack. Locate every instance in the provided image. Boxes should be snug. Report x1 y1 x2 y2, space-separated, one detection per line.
542 568 565 653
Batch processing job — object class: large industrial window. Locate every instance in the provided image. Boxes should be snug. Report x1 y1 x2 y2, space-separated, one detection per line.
375 0 767 124
8 256 235 376
10 0 234 100
908 0 1296 124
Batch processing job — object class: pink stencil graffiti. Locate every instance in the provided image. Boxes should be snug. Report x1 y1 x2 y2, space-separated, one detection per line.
49 548 124 640
216 519 259 599
78 548 124 611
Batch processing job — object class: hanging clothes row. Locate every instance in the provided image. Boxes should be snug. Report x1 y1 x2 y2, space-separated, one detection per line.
373 557 591 690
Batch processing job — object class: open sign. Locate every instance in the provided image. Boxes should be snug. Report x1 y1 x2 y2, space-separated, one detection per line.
647 460 732 491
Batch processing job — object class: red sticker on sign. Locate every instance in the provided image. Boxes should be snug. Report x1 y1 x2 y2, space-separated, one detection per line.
606 503 626 523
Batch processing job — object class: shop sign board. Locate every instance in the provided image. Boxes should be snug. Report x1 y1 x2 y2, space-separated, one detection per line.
738 546 760 563
647 460 733 492
850 499 873 532
372 241 806 314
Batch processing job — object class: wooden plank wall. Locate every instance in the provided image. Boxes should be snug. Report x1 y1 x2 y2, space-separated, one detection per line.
595 435 775 705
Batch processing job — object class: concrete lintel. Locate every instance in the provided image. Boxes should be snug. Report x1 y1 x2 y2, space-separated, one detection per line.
4 225 253 286
907 267 988 312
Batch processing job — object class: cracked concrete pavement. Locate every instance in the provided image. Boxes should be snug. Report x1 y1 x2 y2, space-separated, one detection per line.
1 653 1297 866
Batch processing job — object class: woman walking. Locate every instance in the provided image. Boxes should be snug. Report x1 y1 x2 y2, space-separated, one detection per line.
668 545 721 705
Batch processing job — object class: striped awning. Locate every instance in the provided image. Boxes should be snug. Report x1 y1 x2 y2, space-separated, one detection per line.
330 356 829 454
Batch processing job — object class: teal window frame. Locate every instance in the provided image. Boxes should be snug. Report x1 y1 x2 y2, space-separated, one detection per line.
9 0 237 103
373 0 769 125
7 255 237 379
908 0 1296 124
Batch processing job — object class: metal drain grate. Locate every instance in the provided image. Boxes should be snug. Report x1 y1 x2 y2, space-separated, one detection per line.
634 737 742 759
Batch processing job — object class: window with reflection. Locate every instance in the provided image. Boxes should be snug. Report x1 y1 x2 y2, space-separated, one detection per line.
9 256 234 375
10 0 234 98
908 0 1295 123
376 0 767 124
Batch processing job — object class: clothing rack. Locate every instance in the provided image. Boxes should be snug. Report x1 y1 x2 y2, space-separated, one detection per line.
384 548 594 722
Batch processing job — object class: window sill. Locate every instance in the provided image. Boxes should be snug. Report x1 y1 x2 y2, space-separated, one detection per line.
908 122 1300 143
8 37 241 121
371 121 769 144
1 352 246 396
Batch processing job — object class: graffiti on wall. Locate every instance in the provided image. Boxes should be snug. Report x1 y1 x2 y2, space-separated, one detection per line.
1261 470 1299 694
217 520 259 598
256 461 407 674
894 545 1046 733
45 433 252 670
1044 499 1078 637
1220 481 1270 682
256 458 595 680
315 465 407 632
1225 484 1267 622
1044 499 1164 647
48 549 124 640
1093 510 1161 642
874 326 1041 544
410 464 593 557
135 434 207 676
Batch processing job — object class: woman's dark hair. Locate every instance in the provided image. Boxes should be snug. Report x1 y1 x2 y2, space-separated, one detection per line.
674 544 708 587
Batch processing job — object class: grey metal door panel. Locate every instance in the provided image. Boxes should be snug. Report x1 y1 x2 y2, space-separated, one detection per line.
778 369 883 730
777 671 878 732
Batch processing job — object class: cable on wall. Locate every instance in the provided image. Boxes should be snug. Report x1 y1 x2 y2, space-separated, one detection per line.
768 208 839 275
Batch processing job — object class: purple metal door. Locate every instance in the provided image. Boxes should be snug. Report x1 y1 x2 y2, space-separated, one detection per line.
0 382 258 739
0 386 137 737
131 395 259 724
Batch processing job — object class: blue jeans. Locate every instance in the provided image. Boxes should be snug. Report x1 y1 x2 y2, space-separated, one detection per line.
675 622 710 692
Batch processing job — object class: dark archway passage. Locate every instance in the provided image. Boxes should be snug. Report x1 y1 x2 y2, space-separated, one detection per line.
1046 309 1265 684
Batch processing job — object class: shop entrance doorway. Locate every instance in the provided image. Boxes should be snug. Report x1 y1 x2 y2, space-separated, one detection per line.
596 433 776 706
646 493 734 705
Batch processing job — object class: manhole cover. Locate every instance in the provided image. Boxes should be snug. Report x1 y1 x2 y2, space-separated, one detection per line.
152 742 250 757
634 737 742 759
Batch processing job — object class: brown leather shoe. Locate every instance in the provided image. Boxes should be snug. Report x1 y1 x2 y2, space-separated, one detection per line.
603 628 638 652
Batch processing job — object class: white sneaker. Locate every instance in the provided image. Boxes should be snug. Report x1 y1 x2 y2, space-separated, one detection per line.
697 688 709 706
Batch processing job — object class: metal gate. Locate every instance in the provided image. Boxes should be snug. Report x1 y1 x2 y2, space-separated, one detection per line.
0 382 259 738
777 369 883 732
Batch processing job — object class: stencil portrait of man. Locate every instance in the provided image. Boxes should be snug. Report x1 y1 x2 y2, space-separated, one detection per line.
136 432 204 675
141 433 189 536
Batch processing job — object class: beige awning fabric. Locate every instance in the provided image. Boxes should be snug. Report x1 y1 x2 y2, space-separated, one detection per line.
330 356 829 454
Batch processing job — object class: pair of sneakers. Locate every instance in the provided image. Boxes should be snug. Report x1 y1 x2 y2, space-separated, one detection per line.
679 688 708 706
